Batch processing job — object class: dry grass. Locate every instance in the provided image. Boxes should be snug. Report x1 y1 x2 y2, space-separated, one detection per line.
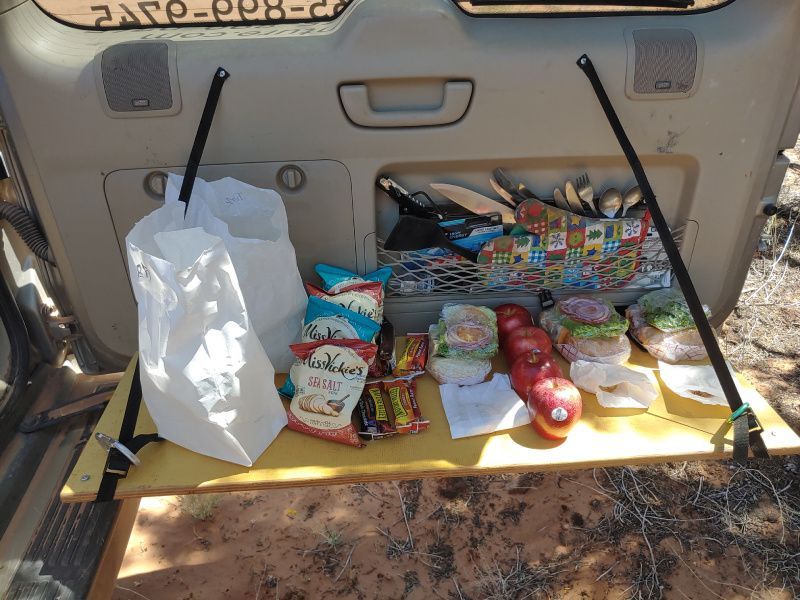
468 546 572 600
573 460 800 600
177 493 222 521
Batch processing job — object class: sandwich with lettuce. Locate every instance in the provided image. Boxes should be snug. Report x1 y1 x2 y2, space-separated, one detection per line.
539 296 631 364
626 289 708 363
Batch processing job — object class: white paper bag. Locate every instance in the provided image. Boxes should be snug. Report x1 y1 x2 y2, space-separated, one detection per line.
166 174 306 372
126 201 288 466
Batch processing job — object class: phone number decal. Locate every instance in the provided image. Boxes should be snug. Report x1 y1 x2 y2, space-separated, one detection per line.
78 0 349 27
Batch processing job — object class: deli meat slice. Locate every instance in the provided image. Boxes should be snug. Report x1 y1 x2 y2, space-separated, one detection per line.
557 297 612 325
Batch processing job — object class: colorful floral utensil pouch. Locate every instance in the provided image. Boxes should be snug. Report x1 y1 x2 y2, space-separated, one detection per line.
477 198 651 290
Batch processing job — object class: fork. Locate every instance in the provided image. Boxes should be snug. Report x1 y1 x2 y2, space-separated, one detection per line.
576 172 599 217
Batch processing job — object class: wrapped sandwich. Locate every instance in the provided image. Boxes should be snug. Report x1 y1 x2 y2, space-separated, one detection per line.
626 289 708 363
426 324 492 386
433 304 499 360
539 296 631 364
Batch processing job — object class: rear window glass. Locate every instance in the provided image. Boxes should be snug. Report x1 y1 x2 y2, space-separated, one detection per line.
454 0 733 16
35 0 352 29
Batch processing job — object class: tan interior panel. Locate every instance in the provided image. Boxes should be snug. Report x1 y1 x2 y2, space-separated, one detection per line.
104 160 357 285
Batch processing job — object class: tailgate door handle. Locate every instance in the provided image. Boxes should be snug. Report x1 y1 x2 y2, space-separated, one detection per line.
339 80 473 128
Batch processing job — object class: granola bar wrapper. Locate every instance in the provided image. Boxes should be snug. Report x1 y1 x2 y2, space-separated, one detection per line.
368 318 396 378
393 334 429 376
356 382 396 440
383 375 429 434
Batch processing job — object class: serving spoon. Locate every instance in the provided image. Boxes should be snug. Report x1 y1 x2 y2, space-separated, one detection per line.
621 186 643 217
599 188 622 219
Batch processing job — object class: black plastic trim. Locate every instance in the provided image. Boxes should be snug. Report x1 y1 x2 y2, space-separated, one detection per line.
0 254 31 458
452 0 737 19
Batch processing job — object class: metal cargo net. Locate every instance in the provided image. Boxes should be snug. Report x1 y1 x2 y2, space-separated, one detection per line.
377 223 683 297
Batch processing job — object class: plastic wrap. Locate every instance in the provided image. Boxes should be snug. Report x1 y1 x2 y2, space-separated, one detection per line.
434 304 499 360
540 302 631 365
627 304 707 364
426 324 492 385
637 288 709 332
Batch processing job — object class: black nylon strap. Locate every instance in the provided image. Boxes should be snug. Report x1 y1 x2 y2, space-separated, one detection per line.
97 67 231 502
576 54 768 461
733 417 749 465
119 360 143 442
97 358 148 501
178 67 231 214
96 358 164 501
95 464 120 502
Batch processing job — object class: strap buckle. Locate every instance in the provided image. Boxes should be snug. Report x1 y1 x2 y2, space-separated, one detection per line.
538 290 555 310
727 402 750 424
95 432 141 468
747 411 765 436
727 402 765 434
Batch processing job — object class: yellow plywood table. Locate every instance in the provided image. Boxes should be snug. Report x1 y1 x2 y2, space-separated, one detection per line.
62 343 800 503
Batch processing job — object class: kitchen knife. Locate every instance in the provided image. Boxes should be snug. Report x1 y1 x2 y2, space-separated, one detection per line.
565 180 585 216
430 183 517 225
489 177 523 208
491 168 556 207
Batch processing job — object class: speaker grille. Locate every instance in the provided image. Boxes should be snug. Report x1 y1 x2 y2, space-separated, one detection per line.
101 43 172 112
633 29 697 95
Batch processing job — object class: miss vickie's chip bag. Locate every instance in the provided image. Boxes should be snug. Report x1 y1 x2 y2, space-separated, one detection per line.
286 339 377 447
305 281 385 324
315 264 392 294
313 264 395 377
279 296 380 397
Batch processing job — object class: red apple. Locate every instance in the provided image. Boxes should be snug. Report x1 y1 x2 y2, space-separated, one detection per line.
510 352 563 402
504 326 552 364
526 378 583 440
494 304 534 346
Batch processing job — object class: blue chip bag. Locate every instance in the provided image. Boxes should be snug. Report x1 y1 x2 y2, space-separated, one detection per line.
279 296 381 397
315 264 392 294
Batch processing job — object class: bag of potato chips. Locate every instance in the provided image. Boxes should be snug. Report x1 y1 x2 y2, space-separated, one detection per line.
286 339 377 447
